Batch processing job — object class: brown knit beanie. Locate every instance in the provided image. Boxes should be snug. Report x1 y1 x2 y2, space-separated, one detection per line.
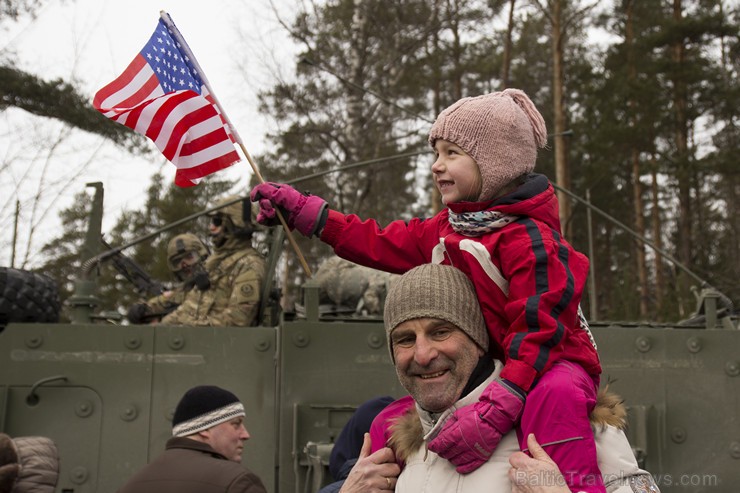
428 88 547 202
384 264 488 361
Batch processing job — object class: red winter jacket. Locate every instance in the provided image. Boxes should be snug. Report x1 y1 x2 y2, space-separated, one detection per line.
320 174 601 392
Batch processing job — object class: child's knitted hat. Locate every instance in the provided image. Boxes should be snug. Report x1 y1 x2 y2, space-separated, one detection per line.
428 89 547 202
383 264 488 361
172 385 245 437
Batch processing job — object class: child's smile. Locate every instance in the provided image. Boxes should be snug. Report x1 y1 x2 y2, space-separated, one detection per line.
431 139 482 204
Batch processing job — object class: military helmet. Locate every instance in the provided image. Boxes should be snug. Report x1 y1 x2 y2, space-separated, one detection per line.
208 195 252 229
167 233 209 273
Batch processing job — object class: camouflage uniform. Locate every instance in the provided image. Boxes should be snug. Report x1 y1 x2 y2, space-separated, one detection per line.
127 233 209 324
161 196 266 327
143 287 188 317
161 243 265 326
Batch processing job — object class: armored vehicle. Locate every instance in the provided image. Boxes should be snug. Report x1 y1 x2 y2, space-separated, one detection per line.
0 184 738 493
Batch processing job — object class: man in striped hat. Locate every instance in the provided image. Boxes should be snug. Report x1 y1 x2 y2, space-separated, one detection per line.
117 385 266 493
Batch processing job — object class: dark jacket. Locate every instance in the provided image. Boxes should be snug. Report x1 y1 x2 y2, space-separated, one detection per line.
116 437 266 493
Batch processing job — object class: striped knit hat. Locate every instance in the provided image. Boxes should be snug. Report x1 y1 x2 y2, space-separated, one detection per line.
172 385 245 437
384 264 488 361
428 88 547 202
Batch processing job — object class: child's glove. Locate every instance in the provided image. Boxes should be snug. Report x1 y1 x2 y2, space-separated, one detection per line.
427 379 525 474
250 182 328 237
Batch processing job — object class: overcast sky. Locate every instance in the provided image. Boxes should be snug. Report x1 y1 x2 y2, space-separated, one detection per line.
1 0 298 267
1 0 618 268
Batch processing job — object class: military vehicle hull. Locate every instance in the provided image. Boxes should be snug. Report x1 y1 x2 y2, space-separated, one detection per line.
1 301 738 493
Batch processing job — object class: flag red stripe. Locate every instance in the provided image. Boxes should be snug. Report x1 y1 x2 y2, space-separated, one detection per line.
114 74 161 110
174 149 240 187
205 93 234 141
161 103 218 160
179 127 229 157
122 95 160 130
92 55 148 108
92 19 240 187
145 91 198 143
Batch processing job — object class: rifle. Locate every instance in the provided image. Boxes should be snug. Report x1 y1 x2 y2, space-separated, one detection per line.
100 239 166 298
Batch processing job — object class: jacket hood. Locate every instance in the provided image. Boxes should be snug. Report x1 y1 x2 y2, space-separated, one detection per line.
494 174 561 232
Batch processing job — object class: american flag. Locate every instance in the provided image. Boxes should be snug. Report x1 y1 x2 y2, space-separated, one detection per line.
93 19 240 187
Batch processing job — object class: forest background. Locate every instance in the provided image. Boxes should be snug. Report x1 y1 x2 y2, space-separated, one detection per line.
2 0 738 324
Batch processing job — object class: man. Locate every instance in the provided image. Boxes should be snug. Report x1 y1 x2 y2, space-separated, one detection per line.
127 233 209 324
162 195 266 326
116 385 266 493
339 263 659 493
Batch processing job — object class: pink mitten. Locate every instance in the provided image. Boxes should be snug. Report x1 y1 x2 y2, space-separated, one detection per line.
427 379 525 474
250 182 327 237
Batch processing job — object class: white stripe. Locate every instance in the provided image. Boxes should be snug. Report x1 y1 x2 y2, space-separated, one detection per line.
431 238 446 264
132 94 170 134
459 239 509 295
98 64 157 110
182 113 224 140
152 93 210 150
172 402 245 437
174 141 235 170
104 85 165 120
175 138 238 170
202 86 233 138
168 113 232 168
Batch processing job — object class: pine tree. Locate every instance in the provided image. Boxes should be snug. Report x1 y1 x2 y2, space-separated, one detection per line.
255 0 450 301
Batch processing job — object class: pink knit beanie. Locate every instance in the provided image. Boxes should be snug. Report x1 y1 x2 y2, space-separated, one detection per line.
428 89 547 202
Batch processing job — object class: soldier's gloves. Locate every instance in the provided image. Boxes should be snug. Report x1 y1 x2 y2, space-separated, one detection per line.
250 182 328 237
127 303 150 324
193 271 211 291
427 379 525 474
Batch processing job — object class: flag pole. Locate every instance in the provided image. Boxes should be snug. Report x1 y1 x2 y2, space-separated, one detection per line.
160 11 313 277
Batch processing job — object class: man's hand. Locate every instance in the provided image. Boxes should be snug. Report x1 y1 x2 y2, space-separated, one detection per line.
340 433 400 492
508 434 570 493
249 182 327 237
427 379 525 474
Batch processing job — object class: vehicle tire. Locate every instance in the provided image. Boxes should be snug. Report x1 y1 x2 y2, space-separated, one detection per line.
0 267 61 328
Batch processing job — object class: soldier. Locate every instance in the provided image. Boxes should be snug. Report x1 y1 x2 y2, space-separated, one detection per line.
127 233 209 324
161 195 266 327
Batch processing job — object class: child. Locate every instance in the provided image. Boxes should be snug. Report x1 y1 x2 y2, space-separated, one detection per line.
251 89 604 492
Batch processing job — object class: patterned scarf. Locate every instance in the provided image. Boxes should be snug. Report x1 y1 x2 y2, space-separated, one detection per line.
448 208 519 237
